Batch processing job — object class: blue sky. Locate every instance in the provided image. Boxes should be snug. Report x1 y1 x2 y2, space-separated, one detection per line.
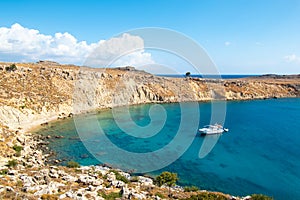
0 0 300 74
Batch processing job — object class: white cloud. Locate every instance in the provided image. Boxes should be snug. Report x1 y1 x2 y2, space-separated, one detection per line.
0 23 154 67
284 54 300 63
224 41 231 46
85 33 155 67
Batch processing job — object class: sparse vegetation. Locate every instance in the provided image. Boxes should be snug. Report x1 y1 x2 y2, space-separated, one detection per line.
109 169 129 183
251 194 273 200
0 190 19 199
41 194 59 200
5 64 17 72
13 145 23 157
103 181 111 188
183 192 229 200
66 160 80 168
16 180 23 187
0 169 8 175
7 159 18 168
155 192 166 198
184 185 199 192
130 176 139 182
13 145 23 152
99 191 122 200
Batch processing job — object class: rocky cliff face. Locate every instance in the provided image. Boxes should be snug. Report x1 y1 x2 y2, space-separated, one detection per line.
0 62 299 131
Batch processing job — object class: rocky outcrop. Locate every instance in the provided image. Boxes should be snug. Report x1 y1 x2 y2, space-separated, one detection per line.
0 150 254 200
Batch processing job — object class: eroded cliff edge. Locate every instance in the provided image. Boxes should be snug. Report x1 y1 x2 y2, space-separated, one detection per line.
0 61 299 131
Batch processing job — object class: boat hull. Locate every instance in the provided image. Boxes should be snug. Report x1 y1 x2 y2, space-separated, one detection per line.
198 125 229 135
199 129 224 135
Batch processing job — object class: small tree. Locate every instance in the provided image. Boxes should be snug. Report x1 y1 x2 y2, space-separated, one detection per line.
67 160 80 168
155 171 178 197
185 72 191 78
10 64 17 71
5 64 17 72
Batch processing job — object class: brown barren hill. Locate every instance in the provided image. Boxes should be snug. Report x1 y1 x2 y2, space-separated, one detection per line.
0 61 299 131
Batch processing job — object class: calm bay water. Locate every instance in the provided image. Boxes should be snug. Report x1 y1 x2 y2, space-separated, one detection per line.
34 98 300 199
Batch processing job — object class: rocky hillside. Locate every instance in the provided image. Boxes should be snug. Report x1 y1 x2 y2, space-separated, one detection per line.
0 61 299 131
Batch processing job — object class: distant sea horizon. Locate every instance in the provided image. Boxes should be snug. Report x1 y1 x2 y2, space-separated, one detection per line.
156 74 259 79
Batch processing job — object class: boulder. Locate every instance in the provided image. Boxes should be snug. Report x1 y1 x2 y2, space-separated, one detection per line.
62 174 78 182
111 180 125 188
138 176 153 186
106 172 116 182
7 170 18 175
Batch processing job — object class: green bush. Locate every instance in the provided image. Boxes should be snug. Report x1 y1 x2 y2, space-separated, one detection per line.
155 192 166 198
15 151 21 157
116 173 129 183
13 145 23 152
99 191 122 200
184 186 199 192
155 171 178 187
109 169 129 183
251 194 273 200
16 180 23 187
7 159 18 168
5 64 17 72
66 160 80 168
184 192 228 200
0 169 8 175
130 176 139 182
155 171 178 197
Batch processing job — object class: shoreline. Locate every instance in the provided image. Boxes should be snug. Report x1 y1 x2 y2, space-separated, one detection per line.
28 96 298 133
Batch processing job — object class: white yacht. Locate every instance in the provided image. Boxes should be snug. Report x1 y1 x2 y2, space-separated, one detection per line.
199 124 229 135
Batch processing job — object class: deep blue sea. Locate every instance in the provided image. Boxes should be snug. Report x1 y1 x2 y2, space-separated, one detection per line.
34 98 300 199
156 74 259 79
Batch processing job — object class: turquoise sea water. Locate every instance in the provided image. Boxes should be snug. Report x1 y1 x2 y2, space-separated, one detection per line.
34 98 300 199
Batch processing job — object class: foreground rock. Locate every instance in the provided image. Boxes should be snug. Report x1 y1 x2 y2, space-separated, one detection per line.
0 162 260 200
